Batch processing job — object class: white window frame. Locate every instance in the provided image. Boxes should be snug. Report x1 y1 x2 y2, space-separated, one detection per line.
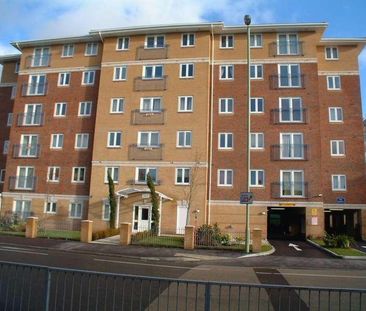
217 169 233 187
32 47 50 67
330 140 345 156
102 201 110 221
19 134 39 157
58 72 70 86
116 37 130 51
181 33 195 47
250 64 263 79
325 47 339 60
110 98 124 113
138 131 160 147
180 63 194 78
107 131 122 148
329 107 343 123
178 96 193 112
50 134 64 149
220 35 234 48
0 169 5 183
250 169 265 187
175 168 190 185
54 102 67 117
113 66 127 81
277 33 299 55
250 97 264 113
250 133 264 150
69 202 83 219
279 97 303 123
27 74 46 95
250 34 263 48
280 170 305 197
78 101 92 117
327 76 341 90
3 140 9 155
85 42 98 56
280 133 304 159
219 98 234 114
177 131 192 148
332 175 347 191
47 166 60 183
23 103 43 126
15 166 35 190
7 113 13 126
62 44 74 57
82 70 95 85
45 201 57 214
145 35 165 48
72 167 86 183
143 65 164 79
278 64 301 88
220 65 234 80
218 133 233 150
75 133 89 149
11 86 17 99
135 167 158 184
104 167 119 184
140 97 162 112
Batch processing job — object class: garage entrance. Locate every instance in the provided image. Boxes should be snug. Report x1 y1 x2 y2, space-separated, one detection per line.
267 207 306 240
324 209 361 240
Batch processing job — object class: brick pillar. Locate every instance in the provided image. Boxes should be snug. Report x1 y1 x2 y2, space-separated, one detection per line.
361 210 366 240
120 222 132 245
80 220 93 243
252 228 262 253
25 217 38 238
184 225 195 250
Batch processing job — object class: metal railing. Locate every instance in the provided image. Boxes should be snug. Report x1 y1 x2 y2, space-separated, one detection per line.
128 144 163 160
195 229 246 250
17 112 44 126
270 108 307 124
136 45 168 60
271 144 308 161
25 54 51 68
269 41 304 56
21 82 48 96
8 176 37 191
269 75 305 89
134 76 167 91
271 182 308 199
0 260 365 310
132 109 166 125
12 144 41 158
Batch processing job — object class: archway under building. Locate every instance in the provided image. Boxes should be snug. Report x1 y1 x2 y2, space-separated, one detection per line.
324 209 361 240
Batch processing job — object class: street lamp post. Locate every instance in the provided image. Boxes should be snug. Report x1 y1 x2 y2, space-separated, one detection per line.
244 14 251 254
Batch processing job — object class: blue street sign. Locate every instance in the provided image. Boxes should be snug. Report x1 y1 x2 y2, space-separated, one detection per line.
336 197 346 204
240 192 254 204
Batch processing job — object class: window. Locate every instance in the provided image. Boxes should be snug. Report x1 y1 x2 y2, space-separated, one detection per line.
136 167 157 183
50 134 64 149
145 35 165 48
23 104 43 125
218 133 233 150
78 101 92 116
45 202 57 214
278 64 301 87
329 107 343 122
62 44 74 57
176 168 190 185
138 132 160 147
250 64 263 79
330 140 345 156
107 131 122 148
325 47 339 60
27 74 46 95
14 200 31 219
277 33 299 55
58 72 70 86
72 167 86 183
3 141 9 155
280 170 304 197
327 76 341 90
69 202 83 218
105 167 119 183
16 166 35 190
220 35 234 48
116 37 129 50
32 47 50 67
250 97 264 113
85 42 98 56
113 66 127 81
220 65 234 80
103 201 110 221
15 62 20 73
19 134 38 157
110 98 124 113
219 98 234 114
141 97 162 112
180 63 194 78
178 96 193 112
7 113 13 126
218 169 233 186
11 86 16 99
279 97 303 122
82 71 95 85
75 133 89 149
177 131 192 148
250 34 262 48
182 33 195 47
332 175 346 191
250 170 265 187
47 166 60 182
54 102 67 117
280 133 304 159
250 133 264 149
0 169 5 183
143 65 163 79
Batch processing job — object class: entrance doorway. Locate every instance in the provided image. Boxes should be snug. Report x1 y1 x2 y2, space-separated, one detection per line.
133 205 152 232
267 206 306 240
324 209 361 240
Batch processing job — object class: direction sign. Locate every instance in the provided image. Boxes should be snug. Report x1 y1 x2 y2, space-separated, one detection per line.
240 192 254 204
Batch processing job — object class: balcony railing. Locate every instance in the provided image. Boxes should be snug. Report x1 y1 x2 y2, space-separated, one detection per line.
21 82 48 96
269 75 305 89
271 144 308 161
271 182 308 199
270 108 307 124
128 144 163 161
269 42 304 57
9 176 37 191
134 76 167 91
17 112 44 126
126 179 161 186
136 45 168 60
131 109 165 125
13 144 41 158
25 54 51 68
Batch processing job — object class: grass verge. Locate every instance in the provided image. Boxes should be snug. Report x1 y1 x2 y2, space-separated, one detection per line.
0 230 25 237
132 236 184 248
311 239 366 257
38 230 80 240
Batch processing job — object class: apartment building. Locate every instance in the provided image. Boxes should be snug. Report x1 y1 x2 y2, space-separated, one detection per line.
0 21 365 240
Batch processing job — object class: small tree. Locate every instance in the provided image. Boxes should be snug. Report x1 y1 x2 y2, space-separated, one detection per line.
107 170 117 229
147 173 160 234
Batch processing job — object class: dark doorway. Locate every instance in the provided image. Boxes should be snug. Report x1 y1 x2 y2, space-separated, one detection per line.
267 207 306 240
324 209 361 240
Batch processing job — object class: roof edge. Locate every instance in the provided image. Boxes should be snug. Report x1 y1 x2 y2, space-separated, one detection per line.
0 54 21 64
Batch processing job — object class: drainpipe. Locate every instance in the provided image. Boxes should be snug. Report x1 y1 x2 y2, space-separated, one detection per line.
115 194 120 228
158 196 162 236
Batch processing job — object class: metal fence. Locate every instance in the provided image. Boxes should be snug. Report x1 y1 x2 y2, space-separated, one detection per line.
37 218 81 240
195 229 246 251
0 261 365 311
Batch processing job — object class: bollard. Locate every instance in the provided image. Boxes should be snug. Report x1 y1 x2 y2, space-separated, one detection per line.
80 220 93 243
120 222 132 245
25 217 38 238
184 225 195 250
252 228 262 253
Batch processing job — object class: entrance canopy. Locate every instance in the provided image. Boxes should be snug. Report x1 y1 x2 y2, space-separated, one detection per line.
115 187 173 202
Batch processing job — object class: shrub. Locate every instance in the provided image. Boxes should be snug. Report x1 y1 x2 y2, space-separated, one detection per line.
323 232 337 248
92 228 120 240
220 233 232 246
323 232 353 249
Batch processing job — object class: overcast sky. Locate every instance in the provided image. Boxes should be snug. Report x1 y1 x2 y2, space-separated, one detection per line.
0 0 365 116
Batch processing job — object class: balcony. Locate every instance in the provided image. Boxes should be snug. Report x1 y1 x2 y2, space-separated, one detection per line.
128 144 163 161
9 176 37 191
270 108 307 124
21 82 48 96
269 42 304 57
269 75 305 89
270 144 308 161
126 179 161 186
136 45 168 60
134 76 167 92
25 54 51 68
271 182 308 199
17 113 44 126
131 109 165 125
13 144 41 158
